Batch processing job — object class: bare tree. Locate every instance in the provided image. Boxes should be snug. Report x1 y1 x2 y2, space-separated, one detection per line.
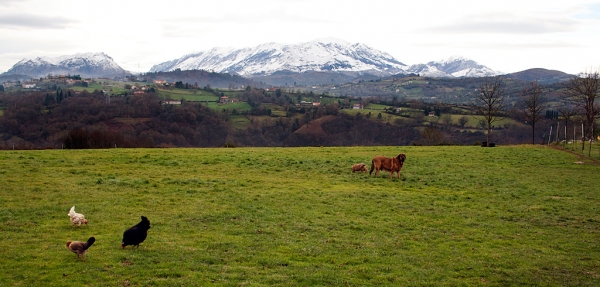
518 81 547 144
441 113 453 126
474 76 506 147
458 116 469 127
420 126 445 145
563 69 600 156
557 104 579 148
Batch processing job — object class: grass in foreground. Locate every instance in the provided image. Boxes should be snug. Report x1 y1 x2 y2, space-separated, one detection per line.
0 146 599 286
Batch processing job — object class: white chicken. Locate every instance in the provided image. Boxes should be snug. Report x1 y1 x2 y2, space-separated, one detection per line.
68 206 88 228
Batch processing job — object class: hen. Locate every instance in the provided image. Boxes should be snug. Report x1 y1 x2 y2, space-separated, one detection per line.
66 236 95 262
68 206 88 228
122 216 151 249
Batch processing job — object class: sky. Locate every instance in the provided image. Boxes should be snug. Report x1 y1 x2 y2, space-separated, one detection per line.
1 0 600 75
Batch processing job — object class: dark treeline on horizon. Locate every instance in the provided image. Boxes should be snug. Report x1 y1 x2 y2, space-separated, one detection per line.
0 87 554 149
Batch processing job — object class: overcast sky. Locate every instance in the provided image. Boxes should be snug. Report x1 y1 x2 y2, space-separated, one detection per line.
1 0 600 75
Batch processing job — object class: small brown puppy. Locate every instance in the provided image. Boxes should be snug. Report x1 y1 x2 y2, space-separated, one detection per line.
351 163 367 173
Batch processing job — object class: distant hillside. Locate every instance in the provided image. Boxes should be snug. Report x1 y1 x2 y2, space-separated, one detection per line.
0 74 31 82
504 68 571 84
249 70 360 87
140 69 260 89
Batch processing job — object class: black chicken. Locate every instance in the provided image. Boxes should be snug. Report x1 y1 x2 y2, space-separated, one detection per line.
121 216 151 249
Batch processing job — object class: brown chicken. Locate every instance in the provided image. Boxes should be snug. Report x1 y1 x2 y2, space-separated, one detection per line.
66 237 95 262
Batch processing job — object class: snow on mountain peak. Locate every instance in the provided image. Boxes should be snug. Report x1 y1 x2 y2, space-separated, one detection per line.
148 39 499 78
310 37 350 46
3 40 499 79
407 55 498 78
439 55 468 64
150 39 407 76
4 52 126 77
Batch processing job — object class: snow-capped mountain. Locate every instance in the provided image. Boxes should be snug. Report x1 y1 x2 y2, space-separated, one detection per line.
1 41 500 82
3 52 128 78
406 56 498 78
150 39 408 76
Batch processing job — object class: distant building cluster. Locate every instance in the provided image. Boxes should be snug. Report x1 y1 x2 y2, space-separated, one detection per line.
297 100 321 107
2 74 92 91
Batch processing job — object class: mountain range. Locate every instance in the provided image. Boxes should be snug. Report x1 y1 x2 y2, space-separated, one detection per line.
149 38 408 77
2 52 127 78
405 56 497 78
0 39 571 86
149 39 499 79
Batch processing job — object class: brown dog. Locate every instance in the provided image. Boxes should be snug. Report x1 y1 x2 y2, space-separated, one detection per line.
369 154 406 178
351 163 367 173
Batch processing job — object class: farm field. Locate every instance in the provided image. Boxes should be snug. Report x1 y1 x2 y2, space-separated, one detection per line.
0 146 599 286
205 101 253 112
230 115 252 130
69 82 128 95
157 88 219 102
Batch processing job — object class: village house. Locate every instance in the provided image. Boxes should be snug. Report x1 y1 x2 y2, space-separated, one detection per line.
353 103 363 110
295 101 321 107
153 80 167 85
161 100 181 105
3 82 17 88
22 82 36 89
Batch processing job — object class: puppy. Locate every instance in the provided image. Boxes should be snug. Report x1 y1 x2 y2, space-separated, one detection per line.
352 163 367 173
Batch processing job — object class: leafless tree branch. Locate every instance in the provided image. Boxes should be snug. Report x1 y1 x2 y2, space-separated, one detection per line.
519 81 547 144
473 76 506 147
563 68 600 156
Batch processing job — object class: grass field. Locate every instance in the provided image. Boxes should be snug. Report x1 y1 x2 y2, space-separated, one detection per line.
363 103 389 111
157 89 219 102
70 83 128 95
261 104 287 117
446 115 524 129
341 109 412 125
205 101 253 112
230 115 252 130
1 146 599 286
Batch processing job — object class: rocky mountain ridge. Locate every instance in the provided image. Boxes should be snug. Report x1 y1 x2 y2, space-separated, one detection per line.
2 52 128 78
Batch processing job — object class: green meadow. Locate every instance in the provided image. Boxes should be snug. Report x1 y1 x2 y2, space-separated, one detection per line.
0 146 599 286
157 89 219 102
206 102 253 112
69 83 128 95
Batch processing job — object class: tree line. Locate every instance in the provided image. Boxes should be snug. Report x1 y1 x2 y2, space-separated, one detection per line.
0 88 482 149
474 70 599 156
1 69 597 150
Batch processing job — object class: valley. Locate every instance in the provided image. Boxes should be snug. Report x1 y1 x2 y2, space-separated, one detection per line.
0 39 594 152
0 72 587 151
